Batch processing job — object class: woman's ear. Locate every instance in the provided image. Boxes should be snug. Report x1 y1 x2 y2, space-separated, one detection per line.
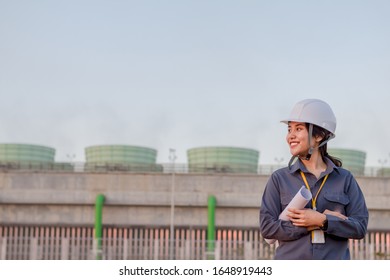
315 134 324 143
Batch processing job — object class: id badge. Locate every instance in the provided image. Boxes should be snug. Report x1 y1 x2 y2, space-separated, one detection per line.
312 229 325 244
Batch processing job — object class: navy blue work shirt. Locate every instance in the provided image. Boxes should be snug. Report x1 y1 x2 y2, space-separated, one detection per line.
259 157 369 260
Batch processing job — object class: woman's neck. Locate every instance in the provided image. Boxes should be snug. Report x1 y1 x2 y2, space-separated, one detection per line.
301 153 327 179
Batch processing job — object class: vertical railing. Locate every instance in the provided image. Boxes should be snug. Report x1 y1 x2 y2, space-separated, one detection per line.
0 225 389 260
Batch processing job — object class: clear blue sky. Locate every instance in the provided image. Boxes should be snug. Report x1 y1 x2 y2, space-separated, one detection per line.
0 1 389 166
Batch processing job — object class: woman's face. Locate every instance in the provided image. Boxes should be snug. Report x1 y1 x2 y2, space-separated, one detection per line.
286 122 310 156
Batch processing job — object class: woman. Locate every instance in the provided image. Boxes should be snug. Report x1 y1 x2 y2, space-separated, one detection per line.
259 99 368 259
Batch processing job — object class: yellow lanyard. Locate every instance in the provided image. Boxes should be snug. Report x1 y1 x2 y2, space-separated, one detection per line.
300 171 328 211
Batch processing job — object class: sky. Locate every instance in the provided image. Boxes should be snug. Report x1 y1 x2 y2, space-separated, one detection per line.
0 0 389 167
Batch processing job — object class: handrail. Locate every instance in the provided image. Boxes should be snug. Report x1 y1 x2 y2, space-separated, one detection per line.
1 161 389 177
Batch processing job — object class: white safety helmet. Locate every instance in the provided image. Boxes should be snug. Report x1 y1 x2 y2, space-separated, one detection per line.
281 98 336 136
282 99 337 162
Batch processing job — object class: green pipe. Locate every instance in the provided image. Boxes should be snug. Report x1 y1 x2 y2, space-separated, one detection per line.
207 195 217 259
94 194 105 260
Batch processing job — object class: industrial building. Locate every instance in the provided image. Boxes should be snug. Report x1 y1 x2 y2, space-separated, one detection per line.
0 143 389 260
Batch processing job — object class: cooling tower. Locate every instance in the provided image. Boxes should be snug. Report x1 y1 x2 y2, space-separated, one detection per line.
328 148 366 176
0 143 63 170
187 146 259 174
85 145 162 172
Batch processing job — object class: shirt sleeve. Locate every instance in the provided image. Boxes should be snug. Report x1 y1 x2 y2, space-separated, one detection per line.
324 174 368 239
259 172 308 241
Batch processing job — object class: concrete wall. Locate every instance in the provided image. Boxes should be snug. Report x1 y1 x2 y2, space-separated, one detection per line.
0 171 389 230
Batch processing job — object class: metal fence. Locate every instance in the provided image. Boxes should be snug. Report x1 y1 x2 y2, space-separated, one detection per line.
1 161 390 177
1 225 389 260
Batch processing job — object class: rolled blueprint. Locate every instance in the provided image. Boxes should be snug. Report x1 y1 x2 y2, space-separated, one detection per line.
265 185 312 244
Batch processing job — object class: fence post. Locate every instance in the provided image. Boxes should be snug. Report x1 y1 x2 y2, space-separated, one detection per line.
153 239 159 260
61 238 69 260
244 241 253 260
370 243 375 260
123 239 129 260
29 237 38 260
185 240 191 259
214 240 221 260
0 237 6 260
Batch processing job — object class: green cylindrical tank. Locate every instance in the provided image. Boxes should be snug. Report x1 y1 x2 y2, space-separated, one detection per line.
85 145 162 172
0 143 58 170
328 148 366 176
0 143 55 162
187 146 259 174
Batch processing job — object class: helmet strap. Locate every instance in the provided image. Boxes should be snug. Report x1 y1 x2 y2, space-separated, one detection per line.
301 123 314 160
302 125 335 161
288 155 297 169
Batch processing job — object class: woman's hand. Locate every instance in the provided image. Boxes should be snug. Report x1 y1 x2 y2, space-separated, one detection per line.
287 208 326 228
323 209 347 220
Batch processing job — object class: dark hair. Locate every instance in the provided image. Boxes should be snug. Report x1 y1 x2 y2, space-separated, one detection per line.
307 123 342 167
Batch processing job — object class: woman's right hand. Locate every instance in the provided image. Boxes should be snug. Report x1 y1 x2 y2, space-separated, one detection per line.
323 209 347 220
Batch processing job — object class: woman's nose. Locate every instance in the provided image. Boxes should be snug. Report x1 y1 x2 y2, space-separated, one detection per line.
288 131 296 138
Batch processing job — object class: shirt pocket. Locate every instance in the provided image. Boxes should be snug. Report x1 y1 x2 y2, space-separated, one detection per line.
279 193 296 220
323 192 350 214
280 192 295 208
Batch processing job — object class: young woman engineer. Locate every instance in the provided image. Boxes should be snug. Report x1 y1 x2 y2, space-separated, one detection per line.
259 99 368 260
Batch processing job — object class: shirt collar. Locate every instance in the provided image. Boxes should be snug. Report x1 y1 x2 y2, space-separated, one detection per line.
289 156 339 175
